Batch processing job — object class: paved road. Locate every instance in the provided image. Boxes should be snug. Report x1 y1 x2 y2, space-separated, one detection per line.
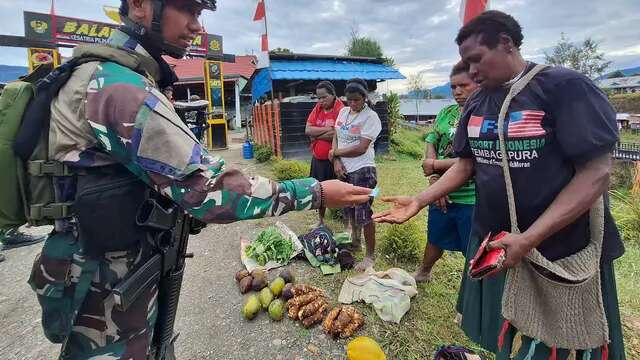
1 142 349 360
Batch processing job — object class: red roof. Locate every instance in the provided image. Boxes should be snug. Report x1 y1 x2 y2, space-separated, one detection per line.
163 55 256 83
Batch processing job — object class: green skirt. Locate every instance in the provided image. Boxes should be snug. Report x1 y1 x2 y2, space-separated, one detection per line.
456 234 626 360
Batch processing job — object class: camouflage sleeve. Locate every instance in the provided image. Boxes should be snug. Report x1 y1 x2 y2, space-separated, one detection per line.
84 62 321 223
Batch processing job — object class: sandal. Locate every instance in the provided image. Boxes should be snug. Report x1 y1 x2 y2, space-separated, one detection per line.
433 345 484 360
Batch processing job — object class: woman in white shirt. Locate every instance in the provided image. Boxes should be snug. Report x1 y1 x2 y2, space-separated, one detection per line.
329 78 382 271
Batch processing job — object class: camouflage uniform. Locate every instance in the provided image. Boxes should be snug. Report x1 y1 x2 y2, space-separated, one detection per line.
28 29 321 359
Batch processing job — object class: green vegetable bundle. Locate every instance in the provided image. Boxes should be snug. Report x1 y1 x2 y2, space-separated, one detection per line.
246 227 294 265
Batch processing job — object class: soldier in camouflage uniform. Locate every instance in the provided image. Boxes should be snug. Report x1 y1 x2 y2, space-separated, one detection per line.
28 1 372 359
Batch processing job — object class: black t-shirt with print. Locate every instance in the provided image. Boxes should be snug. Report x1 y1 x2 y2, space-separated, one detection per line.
453 63 624 262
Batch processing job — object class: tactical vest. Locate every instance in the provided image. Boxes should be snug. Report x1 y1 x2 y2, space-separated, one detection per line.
9 45 153 229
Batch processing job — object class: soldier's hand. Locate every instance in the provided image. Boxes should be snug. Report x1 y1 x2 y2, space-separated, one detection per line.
321 180 372 208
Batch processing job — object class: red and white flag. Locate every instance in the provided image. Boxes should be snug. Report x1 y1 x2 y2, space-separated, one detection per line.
253 1 270 68
253 0 266 21
460 0 490 25
467 115 484 138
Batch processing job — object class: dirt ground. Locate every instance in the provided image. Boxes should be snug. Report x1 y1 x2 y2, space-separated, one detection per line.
0 139 350 360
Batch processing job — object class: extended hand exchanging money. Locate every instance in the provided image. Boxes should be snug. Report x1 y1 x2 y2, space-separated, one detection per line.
371 196 423 224
321 180 372 208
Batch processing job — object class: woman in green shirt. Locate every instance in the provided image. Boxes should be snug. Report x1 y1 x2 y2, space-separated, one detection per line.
415 61 478 282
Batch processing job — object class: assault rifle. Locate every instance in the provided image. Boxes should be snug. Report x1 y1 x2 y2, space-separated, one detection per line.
112 197 205 360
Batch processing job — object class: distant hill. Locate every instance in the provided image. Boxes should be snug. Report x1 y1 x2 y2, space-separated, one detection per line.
0 65 28 83
430 83 452 98
598 65 640 80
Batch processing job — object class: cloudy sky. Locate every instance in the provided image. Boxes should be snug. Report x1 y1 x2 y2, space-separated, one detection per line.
1 0 639 92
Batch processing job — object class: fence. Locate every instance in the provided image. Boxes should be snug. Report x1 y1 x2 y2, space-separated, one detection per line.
252 101 282 157
251 100 390 159
614 142 640 161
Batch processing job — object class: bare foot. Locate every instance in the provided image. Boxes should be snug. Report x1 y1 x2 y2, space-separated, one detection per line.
413 270 432 283
454 312 462 325
354 256 374 272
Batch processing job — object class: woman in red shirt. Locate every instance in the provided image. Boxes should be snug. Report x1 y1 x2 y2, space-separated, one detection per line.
306 81 345 226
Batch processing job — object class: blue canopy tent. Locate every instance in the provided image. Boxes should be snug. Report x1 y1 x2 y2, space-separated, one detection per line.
249 53 405 159
251 53 404 102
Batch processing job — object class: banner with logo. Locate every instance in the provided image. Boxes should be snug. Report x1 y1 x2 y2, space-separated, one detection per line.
25 11 116 45
24 11 223 57
27 47 60 72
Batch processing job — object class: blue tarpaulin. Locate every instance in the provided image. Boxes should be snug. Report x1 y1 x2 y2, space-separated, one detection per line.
251 59 405 102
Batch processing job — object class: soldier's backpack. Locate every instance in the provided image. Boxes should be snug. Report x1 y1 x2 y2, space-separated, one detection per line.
0 57 110 229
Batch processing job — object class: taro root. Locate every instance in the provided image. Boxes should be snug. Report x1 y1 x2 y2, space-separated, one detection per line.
239 276 253 294
282 283 294 300
322 305 365 338
302 303 327 328
251 276 268 292
235 270 250 282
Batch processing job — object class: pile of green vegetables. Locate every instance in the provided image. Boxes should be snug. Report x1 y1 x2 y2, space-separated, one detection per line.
246 227 294 265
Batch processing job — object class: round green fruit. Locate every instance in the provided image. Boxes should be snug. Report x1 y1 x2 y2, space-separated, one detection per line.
269 277 286 297
268 299 285 321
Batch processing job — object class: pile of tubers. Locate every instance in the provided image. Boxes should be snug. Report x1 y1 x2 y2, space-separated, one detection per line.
285 284 328 328
322 305 365 338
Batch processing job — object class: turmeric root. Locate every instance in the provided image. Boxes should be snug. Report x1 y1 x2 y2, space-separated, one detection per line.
302 304 328 328
322 306 341 333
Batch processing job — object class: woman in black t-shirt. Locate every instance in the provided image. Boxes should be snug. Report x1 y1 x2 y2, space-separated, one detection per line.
374 11 625 360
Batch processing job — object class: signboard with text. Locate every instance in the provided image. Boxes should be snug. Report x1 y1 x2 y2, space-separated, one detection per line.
24 11 223 57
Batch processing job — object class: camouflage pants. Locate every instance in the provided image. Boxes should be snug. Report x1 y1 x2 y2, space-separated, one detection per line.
60 245 159 359
30 231 160 360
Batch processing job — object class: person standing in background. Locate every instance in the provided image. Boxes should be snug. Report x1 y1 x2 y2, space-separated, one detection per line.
416 60 479 283
306 81 344 227
330 78 381 272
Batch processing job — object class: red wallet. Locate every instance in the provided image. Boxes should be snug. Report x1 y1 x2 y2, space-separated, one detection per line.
468 231 507 279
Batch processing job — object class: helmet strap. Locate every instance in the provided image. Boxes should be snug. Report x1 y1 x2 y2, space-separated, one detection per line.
120 0 187 59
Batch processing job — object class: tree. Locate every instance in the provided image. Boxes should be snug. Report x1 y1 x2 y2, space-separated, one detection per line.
407 73 429 122
544 33 612 79
346 29 395 66
270 47 292 54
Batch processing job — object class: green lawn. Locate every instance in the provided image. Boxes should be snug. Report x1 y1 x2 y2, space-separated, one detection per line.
259 128 640 359
620 129 640 144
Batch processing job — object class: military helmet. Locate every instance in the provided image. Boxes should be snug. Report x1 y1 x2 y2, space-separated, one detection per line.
120 0 217 58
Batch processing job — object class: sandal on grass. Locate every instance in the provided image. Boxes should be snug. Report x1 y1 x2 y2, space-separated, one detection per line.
433 345 485 360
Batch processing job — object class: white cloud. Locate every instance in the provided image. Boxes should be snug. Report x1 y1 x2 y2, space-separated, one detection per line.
0 0 638 92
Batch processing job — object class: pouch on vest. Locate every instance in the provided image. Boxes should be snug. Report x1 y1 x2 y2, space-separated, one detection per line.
74 167 149 258
27 231 98 343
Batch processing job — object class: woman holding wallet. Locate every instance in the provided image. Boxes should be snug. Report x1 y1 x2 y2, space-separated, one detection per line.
374 11 625 360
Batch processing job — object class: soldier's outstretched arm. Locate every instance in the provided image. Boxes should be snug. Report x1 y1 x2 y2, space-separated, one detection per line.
84 70 324 223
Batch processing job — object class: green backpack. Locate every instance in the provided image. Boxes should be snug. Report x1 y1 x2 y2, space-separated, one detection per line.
0 68 43 229
0 59 108 229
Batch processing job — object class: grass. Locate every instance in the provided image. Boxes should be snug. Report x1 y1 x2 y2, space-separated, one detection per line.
620 129 640 144
255 127 640 359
